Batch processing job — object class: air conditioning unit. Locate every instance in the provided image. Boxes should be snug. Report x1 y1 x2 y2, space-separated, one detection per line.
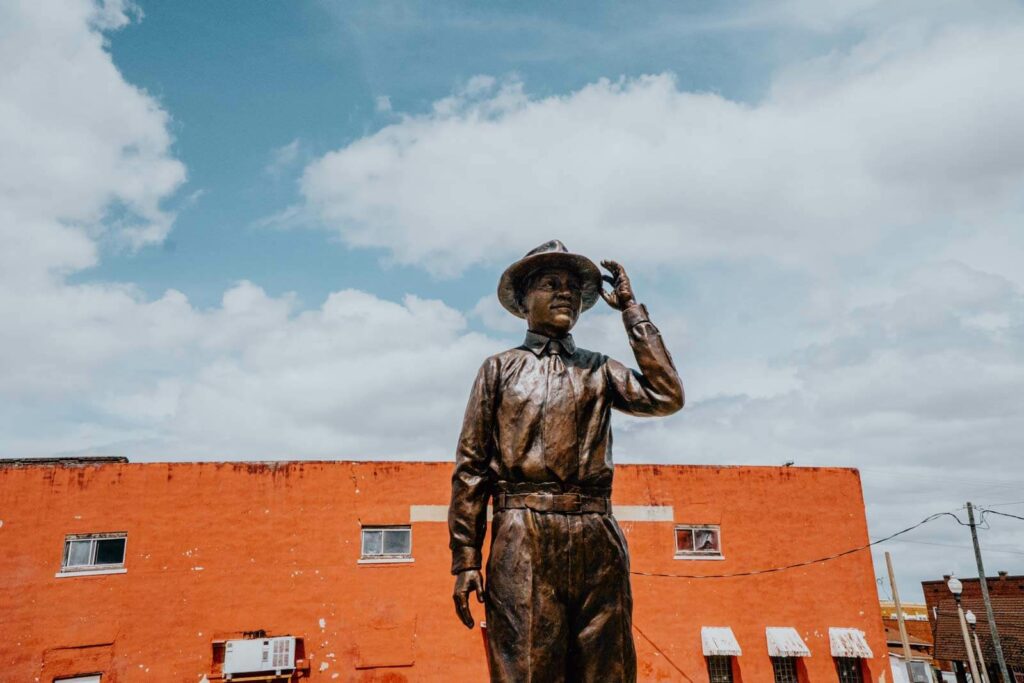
223 636 296 678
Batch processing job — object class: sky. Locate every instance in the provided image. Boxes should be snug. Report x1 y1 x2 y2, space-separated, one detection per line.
1 0 1022 601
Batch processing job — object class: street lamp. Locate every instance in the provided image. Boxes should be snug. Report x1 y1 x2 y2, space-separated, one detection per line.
965 610 989 683
948 576 982 683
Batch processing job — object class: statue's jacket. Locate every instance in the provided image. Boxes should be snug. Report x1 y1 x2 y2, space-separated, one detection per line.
449 302 683 682
448 302 683 573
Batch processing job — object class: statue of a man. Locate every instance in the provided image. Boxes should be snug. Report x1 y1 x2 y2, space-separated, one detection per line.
449 240 684 683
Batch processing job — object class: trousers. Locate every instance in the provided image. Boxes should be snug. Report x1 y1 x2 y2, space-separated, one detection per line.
484 503 636 683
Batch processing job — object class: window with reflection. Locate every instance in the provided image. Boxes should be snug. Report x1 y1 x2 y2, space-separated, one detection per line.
61 533 127 573
674 525 722 558
360 526 412 560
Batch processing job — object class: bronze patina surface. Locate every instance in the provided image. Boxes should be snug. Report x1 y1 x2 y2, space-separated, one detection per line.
449 240 684 683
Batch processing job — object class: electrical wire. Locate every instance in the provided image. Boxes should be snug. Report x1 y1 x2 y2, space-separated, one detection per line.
630 511 964 580
980 508 1024 523
899 539 1024 557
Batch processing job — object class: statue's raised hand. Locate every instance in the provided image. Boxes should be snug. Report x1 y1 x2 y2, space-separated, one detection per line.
453 569 485 629
599 260 637 311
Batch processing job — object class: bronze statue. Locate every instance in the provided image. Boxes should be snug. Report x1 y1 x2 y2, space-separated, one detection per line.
449 240 684 683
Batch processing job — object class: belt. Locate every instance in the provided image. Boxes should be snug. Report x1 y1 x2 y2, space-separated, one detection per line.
493 491 611 515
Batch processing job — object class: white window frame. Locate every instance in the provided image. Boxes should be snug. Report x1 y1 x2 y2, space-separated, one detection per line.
674 524 724 560
58 532 127 577
358 526 413 564
55 676 102 683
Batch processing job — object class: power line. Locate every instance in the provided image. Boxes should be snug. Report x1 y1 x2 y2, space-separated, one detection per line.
631 511 964 580
899 539 1024 557
982 508 1024 523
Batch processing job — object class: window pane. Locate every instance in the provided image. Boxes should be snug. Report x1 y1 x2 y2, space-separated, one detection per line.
65 540 93 567
695 529 720 552
383 529 411 555
95 538 126 565
362 530 382 556
772 657 798 683
675 528 694 552
836 657 863 683
908 661 931 683
707 656 734 683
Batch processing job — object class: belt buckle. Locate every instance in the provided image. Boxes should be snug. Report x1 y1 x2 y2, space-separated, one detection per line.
552 492 582 514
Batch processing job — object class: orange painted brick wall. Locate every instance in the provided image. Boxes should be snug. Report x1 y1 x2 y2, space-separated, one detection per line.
0 461 889 682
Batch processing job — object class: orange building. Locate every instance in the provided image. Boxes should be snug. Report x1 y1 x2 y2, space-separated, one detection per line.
0 458 889 682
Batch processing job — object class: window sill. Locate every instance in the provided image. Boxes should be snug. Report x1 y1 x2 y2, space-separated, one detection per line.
55 567 127 578
674 554 725 561
357 557 414 565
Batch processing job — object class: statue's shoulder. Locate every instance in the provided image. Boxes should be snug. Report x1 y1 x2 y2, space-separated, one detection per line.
476 347 529 372
492 346 529 361
572 346 608 367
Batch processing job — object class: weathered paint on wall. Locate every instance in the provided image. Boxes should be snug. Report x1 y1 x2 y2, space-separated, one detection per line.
0 461 889 682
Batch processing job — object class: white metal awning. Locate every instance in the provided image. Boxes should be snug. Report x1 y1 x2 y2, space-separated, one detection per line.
701 627 742 656
766 627 811 657
829 627 874 658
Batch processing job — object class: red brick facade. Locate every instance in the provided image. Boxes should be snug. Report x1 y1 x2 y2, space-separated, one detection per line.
0 460 889 682
922 574 1024 679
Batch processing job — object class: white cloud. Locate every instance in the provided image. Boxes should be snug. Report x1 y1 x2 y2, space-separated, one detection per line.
608 258 1024 595
0 0 185 285
300 21 1024 279
0 1 502 463
294 15 1024 598
1 280 502 460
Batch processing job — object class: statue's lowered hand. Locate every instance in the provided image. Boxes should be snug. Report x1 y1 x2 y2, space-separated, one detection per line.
453 569 485 629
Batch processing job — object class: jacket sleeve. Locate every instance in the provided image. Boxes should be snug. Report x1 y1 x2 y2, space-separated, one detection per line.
448 356 499 574
606 303 685 417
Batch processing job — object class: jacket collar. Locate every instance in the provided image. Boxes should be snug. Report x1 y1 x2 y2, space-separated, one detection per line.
523 330 576 357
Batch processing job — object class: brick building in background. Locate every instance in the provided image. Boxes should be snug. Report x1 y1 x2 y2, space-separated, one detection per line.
1 459 890 682
923 573 1024 683
879 600 935 682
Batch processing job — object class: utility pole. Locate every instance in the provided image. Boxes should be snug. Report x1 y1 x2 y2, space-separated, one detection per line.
967 502 1011 683
885 552 916 681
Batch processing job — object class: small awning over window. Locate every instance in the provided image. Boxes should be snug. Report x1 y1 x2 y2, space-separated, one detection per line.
766 627 812 657
701 626 742 656
829 627 874 658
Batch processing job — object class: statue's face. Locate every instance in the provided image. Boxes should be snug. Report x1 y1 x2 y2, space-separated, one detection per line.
523 267 582 337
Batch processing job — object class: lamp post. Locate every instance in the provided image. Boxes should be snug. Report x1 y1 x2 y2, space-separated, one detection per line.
965 610 989 683
949 577 982 683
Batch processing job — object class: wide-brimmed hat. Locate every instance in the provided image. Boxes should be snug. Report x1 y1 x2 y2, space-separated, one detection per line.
497 240 602 318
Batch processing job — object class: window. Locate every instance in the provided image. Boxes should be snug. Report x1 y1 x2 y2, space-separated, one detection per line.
907 661 931 683
835 657 863 683
55 676 101 682
771 656 799 683
360 526 411 561
675 525 722 558
706 655 734 683
61 533 126 572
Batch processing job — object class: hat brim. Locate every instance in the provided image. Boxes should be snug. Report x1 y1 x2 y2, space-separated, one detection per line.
497 251 603 318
